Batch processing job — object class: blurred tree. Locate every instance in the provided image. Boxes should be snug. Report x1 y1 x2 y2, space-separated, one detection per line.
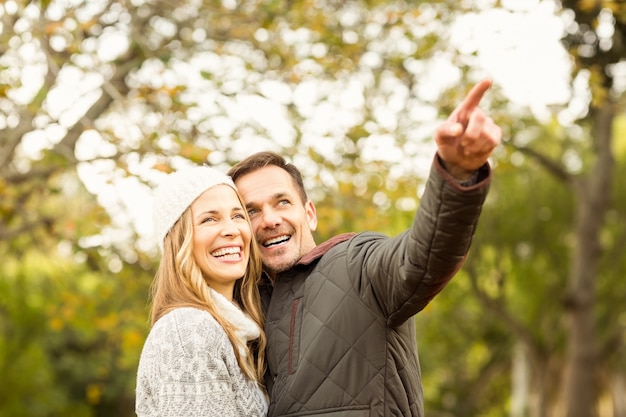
524 1 625 416
449 1 626 416
0 170 151 416
0 0 483 415
552 2 626 415
4 0 625 416
0 0 477 248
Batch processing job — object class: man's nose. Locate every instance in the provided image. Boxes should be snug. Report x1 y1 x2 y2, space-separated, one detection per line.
259 207 281 228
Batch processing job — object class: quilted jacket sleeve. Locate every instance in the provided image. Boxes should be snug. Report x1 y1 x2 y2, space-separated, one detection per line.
346 155 491 327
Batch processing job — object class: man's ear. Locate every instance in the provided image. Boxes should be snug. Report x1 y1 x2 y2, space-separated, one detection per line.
305 200 317 232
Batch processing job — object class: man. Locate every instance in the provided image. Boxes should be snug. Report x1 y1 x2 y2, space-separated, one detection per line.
227 79 501 416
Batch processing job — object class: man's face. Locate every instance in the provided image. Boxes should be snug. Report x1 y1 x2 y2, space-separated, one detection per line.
234 165 317 280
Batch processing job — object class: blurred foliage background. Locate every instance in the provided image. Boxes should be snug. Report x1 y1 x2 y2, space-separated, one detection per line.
1 0 625 416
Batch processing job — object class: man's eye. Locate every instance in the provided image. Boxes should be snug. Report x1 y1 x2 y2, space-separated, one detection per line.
278 200 290 206
247 209 258 216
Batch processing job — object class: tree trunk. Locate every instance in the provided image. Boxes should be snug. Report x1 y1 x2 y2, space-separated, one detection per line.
561 101 615 417
612 372 626 417
529 352 560 417
511 342 529 417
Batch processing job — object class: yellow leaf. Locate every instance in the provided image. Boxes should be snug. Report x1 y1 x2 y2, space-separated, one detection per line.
579 0 600 12
86 384 103 405
49 317 64 331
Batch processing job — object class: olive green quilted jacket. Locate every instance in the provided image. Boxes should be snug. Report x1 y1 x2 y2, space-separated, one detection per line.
260 156 491 417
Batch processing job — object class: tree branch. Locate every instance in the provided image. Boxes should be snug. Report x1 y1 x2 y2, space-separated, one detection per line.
51 52 142 165
506 142 574 186
466 264 546 361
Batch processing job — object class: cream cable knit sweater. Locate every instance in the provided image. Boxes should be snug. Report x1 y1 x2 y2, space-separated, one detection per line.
135 290 268 417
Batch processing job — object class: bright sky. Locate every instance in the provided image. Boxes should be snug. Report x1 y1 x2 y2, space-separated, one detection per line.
452 0 571 113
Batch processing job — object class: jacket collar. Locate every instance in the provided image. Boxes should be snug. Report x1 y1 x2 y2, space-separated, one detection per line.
259 232 356 284
297 232 355 266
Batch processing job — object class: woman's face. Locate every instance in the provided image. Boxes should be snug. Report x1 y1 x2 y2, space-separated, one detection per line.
190 184 252 300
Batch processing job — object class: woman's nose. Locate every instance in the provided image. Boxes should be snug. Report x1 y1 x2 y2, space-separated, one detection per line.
221 220 242 237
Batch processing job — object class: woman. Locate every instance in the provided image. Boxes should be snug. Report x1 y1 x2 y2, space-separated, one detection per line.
135 166 268 417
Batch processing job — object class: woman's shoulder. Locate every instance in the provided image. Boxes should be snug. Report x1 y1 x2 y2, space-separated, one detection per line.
159 307 218 326
147 307 227 355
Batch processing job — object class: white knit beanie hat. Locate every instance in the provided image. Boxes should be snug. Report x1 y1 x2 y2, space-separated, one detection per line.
152 166 237 250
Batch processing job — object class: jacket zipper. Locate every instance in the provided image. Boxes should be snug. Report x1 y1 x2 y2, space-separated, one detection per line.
288 298 299 375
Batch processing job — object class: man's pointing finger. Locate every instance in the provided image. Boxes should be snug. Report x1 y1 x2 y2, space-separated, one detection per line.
450 78 493 121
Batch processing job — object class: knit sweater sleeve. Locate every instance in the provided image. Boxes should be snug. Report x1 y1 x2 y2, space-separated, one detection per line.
135 308 240 417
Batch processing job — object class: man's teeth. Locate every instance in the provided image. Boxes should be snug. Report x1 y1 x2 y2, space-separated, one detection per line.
212 247 241 258
264 236 289 247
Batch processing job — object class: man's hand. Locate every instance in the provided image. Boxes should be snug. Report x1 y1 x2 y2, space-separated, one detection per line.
435 79 502 180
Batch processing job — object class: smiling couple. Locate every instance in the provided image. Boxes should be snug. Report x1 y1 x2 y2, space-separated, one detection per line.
135 79 501 417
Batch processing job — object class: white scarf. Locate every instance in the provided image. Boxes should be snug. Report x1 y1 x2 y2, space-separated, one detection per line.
209 287 261 357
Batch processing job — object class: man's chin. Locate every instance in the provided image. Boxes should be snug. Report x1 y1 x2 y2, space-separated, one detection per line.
263 258 297 276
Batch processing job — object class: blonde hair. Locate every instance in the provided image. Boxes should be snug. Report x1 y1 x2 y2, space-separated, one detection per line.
148 193 266 385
